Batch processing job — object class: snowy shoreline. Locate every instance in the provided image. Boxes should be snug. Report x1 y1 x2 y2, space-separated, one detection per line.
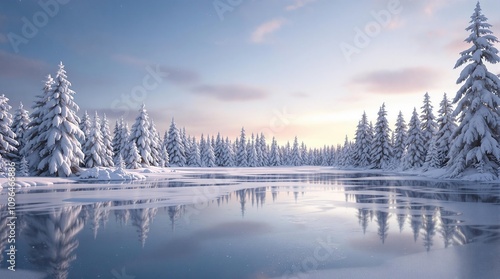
1 166 499 190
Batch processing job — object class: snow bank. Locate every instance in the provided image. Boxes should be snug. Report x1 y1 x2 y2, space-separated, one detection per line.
78 167 146 181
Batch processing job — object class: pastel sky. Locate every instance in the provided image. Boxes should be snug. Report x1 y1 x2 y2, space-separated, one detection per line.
1 0 500 147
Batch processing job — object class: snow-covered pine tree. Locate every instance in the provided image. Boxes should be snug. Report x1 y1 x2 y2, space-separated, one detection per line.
37 62 84 176
187 137 201 167
11 102 30 160
393 111 407 164
181 127 190 158
166 119 186 167
404 108 426 169
0 95 18 162
255 133 263 167
124 137 141 169
371 104 392 169
354 112 371 167
130 104 153 166
160 143 169 167
79 111 91 144
448 2 500 179
214 132 224 166
23 75 54 174
290 136 302 166
199 134 207 167
112 119 123 165
149 120 162 167
259 133 269 166
236 127 248 167
221 137 235 167
100 114 114 167
19 156 29 177
201 138 216 167
424 135 440 169
434 93 457 167
247 134 258 167
269 137 281 166
300 142 308 165
119 122 130 162
83 112 105 168
283 141 291 166
420 92 437 158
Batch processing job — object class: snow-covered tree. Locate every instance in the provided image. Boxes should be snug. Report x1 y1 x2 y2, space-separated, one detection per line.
220 137 235 167
83 112 105 168
11 102 30 159
393 111 407 163
100 114 114 167
160 143 169 167
424 136 440 169
187 137 201 167
214 133 224 167
201 137 216 167
236 127 248 167
434 93 457 167
259 133 269 166
23 74 54 174
166 119 186 167
130 104 153 166
0 95 18 161
353 112 371 167
448 3 500 179
269 137 281 166
124 138 141 169
404 108 426 169
18 156 29 177
247 134 258 167
420 92 437 157
149 120 162 166
371 104 392 169
290 136 302 166
79 111 91 143
112 119 123 165
37 62 84 176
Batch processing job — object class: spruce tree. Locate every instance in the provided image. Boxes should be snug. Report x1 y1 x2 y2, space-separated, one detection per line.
393 111 407 163
371 104 392 169
100 114 114 167
83 112 105 168
290 136 302 166
269 137 281 166
112 119 123 166
23 74 54 174
0 95 18 161
448 2 500 179
353 112 371 167
11 102 30 160
420 92 437 158
404 108 426 169
130 104 153 166
166 119 186 167
435 93 457 167
187 137 201 167
236 127 248 167
37 62 84 176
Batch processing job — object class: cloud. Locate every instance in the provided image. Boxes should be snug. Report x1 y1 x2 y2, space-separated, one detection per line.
0 50 50 79
349 67 442 94
191 84 269 101
251 18 287 44
285 0 316 11
290 92 309 98
112 54 200 85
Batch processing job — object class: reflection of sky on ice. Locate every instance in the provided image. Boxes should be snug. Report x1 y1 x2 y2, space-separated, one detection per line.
0 168 499 279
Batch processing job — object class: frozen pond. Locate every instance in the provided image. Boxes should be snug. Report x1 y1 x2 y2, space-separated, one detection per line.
1 167 499 279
